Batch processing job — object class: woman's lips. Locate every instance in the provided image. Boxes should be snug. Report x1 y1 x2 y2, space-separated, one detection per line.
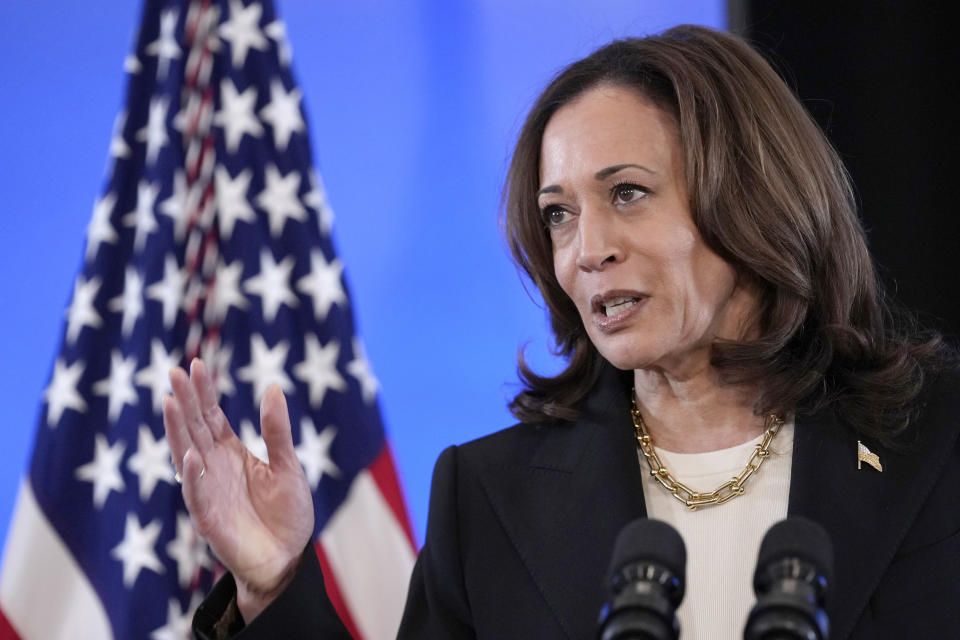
590 292 648 332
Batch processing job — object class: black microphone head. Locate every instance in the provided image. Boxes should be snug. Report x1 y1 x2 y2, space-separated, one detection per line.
755 516 833 593
608 518 686 589
600 519 687 640
746 517 834 640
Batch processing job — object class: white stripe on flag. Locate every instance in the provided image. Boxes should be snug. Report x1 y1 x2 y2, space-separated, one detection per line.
320 470 416 640
0 481 113 640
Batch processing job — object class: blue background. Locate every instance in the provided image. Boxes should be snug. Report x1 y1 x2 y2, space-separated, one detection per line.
0 0 723 549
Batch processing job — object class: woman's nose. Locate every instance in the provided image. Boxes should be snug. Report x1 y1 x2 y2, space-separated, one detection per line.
575 209 623 271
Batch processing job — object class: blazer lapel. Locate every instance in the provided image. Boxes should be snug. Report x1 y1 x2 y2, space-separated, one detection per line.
477 366 645 639
788 378 960 640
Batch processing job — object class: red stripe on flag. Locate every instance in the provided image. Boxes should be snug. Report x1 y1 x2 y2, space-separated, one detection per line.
0 608 22 640
313 541 362 640
368 445 418 550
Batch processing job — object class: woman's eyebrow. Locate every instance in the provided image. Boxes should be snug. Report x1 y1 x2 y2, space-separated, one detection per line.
594 163 656 180
536 185 562 198
537 164 657 198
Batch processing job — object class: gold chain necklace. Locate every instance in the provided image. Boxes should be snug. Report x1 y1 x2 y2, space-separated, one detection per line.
631 394 784 511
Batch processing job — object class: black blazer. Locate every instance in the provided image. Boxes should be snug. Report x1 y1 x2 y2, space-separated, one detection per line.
196 365 960 639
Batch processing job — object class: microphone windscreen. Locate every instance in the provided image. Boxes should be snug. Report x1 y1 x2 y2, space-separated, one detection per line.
756 517 834 588
608 518 686 580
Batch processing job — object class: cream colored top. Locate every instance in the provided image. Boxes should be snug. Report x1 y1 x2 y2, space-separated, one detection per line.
640 419 794 640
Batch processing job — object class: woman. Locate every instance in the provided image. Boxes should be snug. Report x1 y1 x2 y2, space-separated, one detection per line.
165 25 959 639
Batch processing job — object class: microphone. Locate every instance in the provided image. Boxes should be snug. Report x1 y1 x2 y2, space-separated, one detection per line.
597 519 686 640
744 517 833 640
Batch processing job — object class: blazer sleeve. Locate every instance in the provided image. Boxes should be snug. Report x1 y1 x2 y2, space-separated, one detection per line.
192 545 352 640
398 445 477 639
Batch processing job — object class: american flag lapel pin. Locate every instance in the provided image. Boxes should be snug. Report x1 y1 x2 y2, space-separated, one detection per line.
857 440 883 472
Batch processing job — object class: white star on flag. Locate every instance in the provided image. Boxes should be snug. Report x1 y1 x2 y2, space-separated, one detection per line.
297 250 346 321
75 433 126 509
108 266 144 337
145 9 181 80
303 171 333 234
123 53 142 74
214 79 263 153
127 425 176 501
157 169 191 241
243 249 297 322
65 275 104 345
111 513 165 588
171 93 194 136
219 0 268 68
293 334 346 408
44 357 87 427
264 19 292 66
135 339 180 414
237 334 293 402
86 193 119 261
296 417 340 489
136 97 171 166
207 258 249 324
255 164 306 237
259 78 304 151
165 513 212 589
110 112 131 159
214 165 257 239
124 180 161 251
150 594 202 640
347 338 380 404
92 350 139 422
147 254 185 329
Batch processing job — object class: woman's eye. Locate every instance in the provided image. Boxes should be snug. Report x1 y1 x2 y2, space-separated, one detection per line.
613 183 647 204
541 206 572 227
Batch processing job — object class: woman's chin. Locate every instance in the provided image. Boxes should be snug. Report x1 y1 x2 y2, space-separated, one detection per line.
594 344 659 372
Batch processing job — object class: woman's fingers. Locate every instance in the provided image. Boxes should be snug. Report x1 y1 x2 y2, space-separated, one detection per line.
163 394 191 477
189 359 234 442
169 366 215 456
260 384 298 471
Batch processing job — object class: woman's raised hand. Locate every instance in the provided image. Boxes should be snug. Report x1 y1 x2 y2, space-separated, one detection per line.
163 359 314 623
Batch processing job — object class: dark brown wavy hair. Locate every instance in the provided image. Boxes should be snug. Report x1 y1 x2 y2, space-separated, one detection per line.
504 25 950 446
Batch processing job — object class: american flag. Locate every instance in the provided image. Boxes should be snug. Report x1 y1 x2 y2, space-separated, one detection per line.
0 0 416 638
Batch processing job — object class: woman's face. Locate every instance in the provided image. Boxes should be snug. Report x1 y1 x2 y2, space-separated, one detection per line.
538 84 758 377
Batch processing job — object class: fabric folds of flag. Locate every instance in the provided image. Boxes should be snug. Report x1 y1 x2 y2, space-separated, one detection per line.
0 1 416 638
